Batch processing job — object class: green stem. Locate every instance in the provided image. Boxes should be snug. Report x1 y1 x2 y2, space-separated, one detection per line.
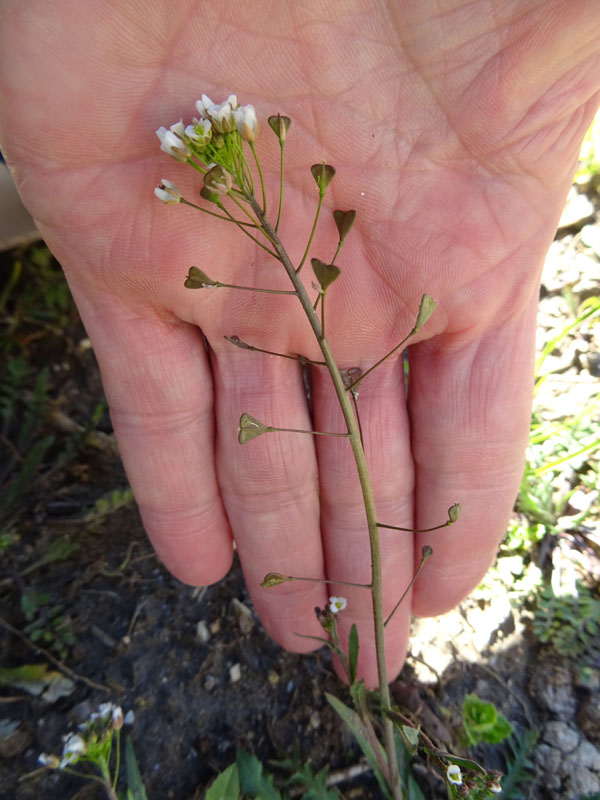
267 426 349 437
181 198 259 227
377 520 452 533
248 195 401 799
224 335 326 365
296 191 324 273
250 141 267 215
284 575 371 589
216 282 297 295
384 548 431 627
112 729 120 791
275 140 286 231
346 326 418 392
219 203 279 258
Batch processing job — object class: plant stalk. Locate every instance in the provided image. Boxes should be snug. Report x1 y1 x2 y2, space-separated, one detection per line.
248 194 402 798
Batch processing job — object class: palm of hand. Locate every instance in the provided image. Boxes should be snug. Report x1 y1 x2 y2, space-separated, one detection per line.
1 1 597 682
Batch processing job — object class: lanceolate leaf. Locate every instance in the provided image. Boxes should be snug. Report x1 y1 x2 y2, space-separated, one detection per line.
205 763 240 800
348 624 359 684
326 693 392 799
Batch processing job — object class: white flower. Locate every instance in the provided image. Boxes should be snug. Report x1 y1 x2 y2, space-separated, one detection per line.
209 100 236 133
195 94 238 133
156 121 191 162
196 93 216 119
60 733 86 766
234 104 258 142
111 706 124 730
154 179 183 204
185 117 212 146
123 710 135 726
446 764 462 786
38 753 60 768
329 596 347 614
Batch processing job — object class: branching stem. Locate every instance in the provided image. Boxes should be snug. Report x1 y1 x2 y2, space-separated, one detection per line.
247 193 402 799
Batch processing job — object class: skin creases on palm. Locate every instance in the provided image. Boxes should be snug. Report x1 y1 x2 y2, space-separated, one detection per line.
0 0 598 683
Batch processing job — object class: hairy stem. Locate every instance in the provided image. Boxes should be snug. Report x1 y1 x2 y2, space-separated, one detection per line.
248 194 402 798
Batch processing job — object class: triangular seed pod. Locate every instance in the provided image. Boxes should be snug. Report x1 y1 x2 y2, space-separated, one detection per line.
414 294 437 331
333 209 357 242
184 266 218 288
267 114 292 142
311 258 341 291
238 413 268 444
310 163 336 193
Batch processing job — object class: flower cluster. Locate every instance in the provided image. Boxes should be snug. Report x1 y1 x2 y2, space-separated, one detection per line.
446 763 503 796
39 702 127 771
155 93 259 202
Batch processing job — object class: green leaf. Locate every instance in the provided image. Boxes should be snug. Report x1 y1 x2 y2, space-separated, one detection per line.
206 763 240 800
125 737 149 800
311 259 341 291
0 434 54 513
236 749 282 800
462 694 513 746
288 764 339 800
325 693 392 799
347 624 359 684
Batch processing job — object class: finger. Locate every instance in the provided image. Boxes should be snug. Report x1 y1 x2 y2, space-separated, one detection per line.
408 300 538 616
210 342 328 653
311 358 415 687
69 285 234 585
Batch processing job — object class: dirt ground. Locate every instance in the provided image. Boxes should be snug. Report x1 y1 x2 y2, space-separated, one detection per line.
0 180 598 799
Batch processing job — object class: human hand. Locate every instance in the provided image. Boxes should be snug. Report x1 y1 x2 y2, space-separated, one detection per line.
1 0 598 685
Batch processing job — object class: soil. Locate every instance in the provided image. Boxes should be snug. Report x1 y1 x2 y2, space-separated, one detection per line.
0 179 599 800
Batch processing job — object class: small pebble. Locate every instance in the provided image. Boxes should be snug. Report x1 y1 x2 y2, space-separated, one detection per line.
229 663 241 683
204 675 217 692
195 620 210 643
309 711 321 730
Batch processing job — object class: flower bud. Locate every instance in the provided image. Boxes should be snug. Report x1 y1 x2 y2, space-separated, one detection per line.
235 104 258 142
154 179 183 204
315 606 334 632
422 545 433 559
196 94 216 119
204 164 233 195
39 753 60 769
156 122 191 162
112 706 124 730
